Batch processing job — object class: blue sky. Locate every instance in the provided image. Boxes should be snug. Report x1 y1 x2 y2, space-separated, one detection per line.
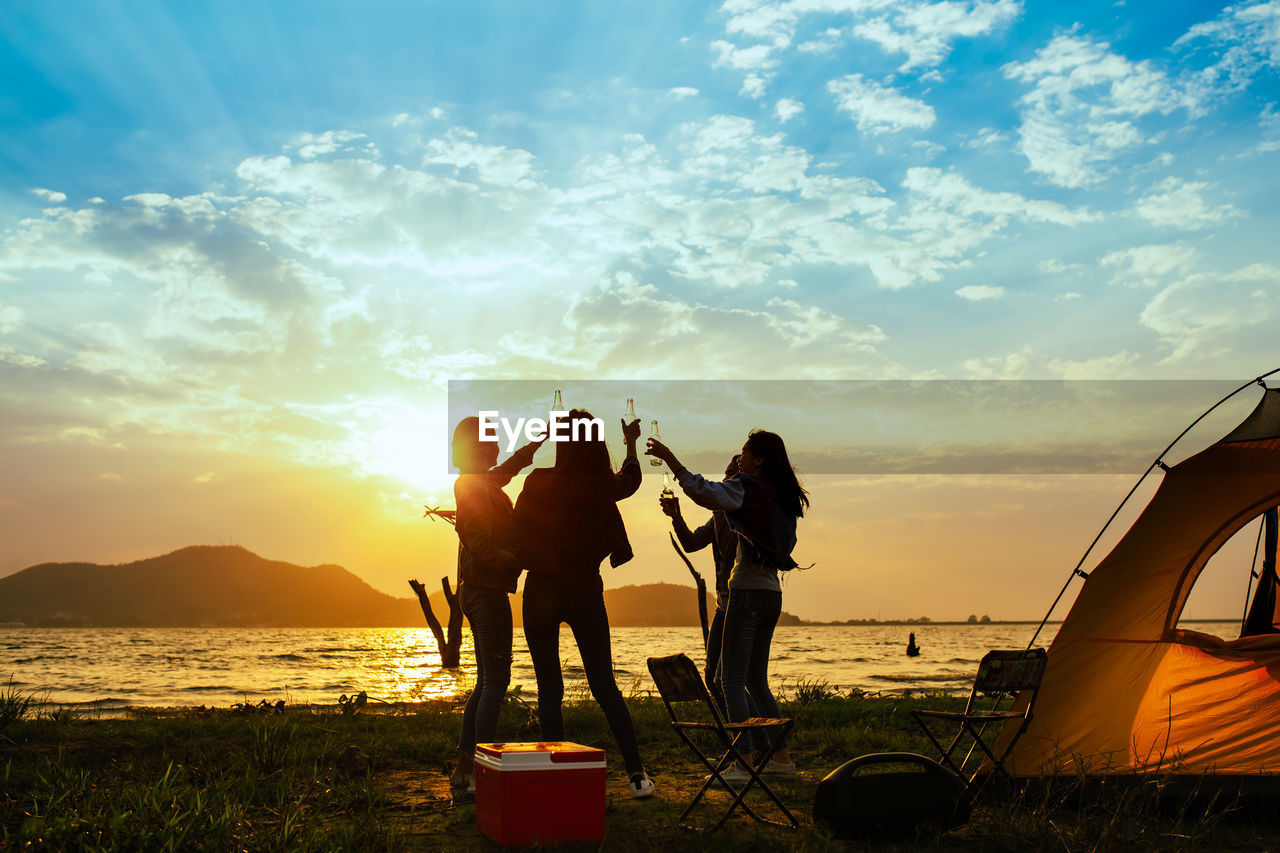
1 1 1278 619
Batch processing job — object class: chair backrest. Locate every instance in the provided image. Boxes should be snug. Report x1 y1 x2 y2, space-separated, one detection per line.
648 653 709 701
968 648 1047 709
645 650 727 722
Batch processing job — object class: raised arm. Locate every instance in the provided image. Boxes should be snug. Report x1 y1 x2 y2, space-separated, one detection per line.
489 439 542 488
662 496 716 553
646 437 745 512
610 417 642 500
677 471 745 512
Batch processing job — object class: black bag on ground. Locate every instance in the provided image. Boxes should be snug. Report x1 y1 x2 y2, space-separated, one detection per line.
813 752 970 837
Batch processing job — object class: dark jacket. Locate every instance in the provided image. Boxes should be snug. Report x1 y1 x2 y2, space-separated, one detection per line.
512 456 642 594
454 443 537 593
724 473 799 571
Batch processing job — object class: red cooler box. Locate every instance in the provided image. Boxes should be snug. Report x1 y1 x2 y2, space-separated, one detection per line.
474 741 607 846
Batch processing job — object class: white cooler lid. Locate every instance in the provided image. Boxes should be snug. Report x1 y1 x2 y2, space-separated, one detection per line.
475 741 607 771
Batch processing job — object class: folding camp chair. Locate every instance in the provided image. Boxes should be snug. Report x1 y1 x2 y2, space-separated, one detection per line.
647 653 798 832
911 648 1047 794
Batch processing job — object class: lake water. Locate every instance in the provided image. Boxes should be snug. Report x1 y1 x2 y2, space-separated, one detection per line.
0 622 1237 711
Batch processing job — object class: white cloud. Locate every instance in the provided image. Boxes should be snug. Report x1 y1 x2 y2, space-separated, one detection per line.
955 284 1005 300
712 1 1022 103
1134 176 1243 229
1037 258 1083 274
740 73 769 99
1047 350 1139 378
670 86 700 99
798 27 844 53
901 168 1097 225
1140 262 1280 363
963 346 1033 378
560 272 896 378
1233 103 1280 157
0 106 1126 489
1176 1 1280 97
775 98 804 122
856 0 1023 71
964 127 1009 148
1003 34 1200 187
0 305 24 333
828 75 936 134
0 344 45 368
721 0 1021 70
964 346 1139 378
711 38 778 70
288 130 374 160
1055 291 1082 300
31 188 67 203
1101 243 1200 286
422 127 537 187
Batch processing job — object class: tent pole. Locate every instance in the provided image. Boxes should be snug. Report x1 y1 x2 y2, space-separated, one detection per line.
1027 368 1280 651
1241 520 1266 631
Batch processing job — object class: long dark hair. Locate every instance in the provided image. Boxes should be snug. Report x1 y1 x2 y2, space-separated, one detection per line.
553 409 612 475
745 429 809 518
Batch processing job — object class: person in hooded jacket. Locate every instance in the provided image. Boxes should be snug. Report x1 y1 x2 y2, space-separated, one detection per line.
512 409 655 799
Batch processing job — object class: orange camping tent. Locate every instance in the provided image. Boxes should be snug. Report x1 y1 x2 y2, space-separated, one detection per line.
1007 381 1280 777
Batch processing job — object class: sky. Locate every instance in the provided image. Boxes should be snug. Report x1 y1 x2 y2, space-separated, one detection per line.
1 1 1278 623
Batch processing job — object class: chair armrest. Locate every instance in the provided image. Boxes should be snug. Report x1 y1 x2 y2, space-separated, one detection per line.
912 709 965 721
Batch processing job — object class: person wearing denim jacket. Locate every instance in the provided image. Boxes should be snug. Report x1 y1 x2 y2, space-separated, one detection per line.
647 430 808 778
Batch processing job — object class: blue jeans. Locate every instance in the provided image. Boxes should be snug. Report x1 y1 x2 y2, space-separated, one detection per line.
721 588 784 755
705 602 728 715
523 588 644 774
457 584 513 753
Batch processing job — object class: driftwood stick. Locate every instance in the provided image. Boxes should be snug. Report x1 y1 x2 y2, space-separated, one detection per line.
442 576 463 669
422 505 457 526
670 533 710 650
409 578 462 669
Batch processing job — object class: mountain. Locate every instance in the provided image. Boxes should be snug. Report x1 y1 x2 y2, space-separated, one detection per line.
0 546 800 627
0 546 420 627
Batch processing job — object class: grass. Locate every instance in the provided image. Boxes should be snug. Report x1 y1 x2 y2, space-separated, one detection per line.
0 684 1274 851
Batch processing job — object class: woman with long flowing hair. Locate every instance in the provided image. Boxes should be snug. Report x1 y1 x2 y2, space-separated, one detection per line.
647 429 808 780
512 409 655 799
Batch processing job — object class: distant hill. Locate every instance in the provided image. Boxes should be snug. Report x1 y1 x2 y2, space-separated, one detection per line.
0 546 799 628
0 546 421 627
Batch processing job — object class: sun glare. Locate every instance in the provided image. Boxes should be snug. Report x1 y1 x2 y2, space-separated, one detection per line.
359 408 457 501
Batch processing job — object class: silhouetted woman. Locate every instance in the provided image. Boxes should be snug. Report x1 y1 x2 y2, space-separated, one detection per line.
449 416 540 794
512 410 655 799
647 429 808 778
660 454 742 714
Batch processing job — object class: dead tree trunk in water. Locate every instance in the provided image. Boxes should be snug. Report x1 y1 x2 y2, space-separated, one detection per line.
409 577 463 669
670 533 710 650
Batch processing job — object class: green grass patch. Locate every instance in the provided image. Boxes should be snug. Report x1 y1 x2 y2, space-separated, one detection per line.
0 686 1274 851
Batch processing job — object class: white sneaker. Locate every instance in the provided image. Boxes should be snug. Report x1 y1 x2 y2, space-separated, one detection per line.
629 771 655 799
708 764 752 787
761 759 797 777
